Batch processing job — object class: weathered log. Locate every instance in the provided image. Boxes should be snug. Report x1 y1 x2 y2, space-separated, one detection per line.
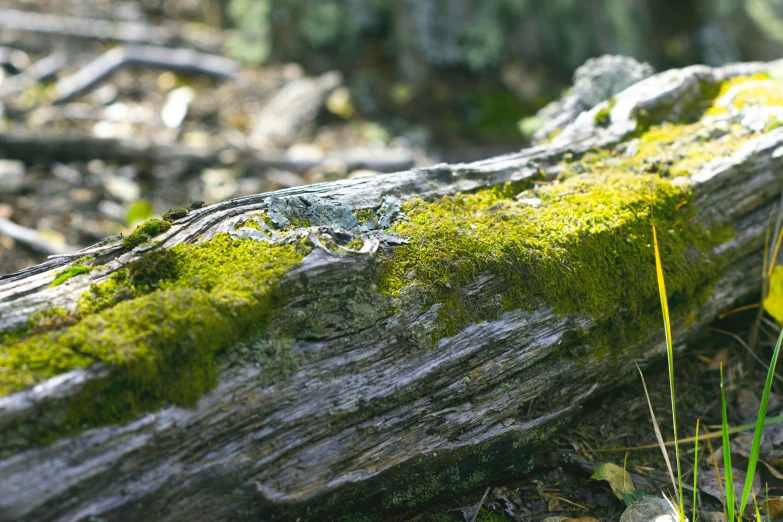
2 60 783 522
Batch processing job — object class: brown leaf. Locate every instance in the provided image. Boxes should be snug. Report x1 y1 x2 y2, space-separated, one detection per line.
761 497 783 517
708 348 729 370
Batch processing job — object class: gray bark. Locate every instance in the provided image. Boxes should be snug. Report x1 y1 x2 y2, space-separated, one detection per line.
1 60 783 521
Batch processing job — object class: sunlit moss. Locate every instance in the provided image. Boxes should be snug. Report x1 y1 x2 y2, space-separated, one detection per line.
50 265 90 287
122 218 171 249
1 234 308 401
379 173 721 343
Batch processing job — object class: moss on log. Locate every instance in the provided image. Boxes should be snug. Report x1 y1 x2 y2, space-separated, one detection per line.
2 60 783 521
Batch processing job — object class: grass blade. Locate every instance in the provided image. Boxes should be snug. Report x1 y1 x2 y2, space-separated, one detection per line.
693 419 700 522
766 483 770 522
721 363 736 522
752 489 764 522
738 327 783 517
653 222 684 514
707 436 727 521
637 363 679 509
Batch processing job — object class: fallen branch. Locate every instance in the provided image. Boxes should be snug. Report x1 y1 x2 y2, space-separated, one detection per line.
0 52 66 98
0 132 416 173
53 45 239 104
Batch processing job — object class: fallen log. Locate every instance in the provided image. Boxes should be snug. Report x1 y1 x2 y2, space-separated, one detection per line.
0 132 416 174
2 59 783 521
53 45 239 104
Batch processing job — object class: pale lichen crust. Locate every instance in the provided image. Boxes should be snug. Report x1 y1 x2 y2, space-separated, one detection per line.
1 73 781 448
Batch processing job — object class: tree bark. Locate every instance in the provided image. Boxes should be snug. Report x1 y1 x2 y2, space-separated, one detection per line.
1 60 783 521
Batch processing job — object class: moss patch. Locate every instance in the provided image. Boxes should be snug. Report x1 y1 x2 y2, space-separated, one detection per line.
122 218 172 249
162 206 189 221
379 173 721 344
50 265 90 287
594 97 616 126
1 234 308 402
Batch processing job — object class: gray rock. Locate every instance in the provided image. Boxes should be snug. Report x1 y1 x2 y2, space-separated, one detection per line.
620 496 680 522
532 55 654 143
573 55 655 109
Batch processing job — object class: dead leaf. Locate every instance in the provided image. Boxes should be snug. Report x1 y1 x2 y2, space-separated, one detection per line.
736 388 761 422
762 497 783 518
562 518 601 522
708 348 729 370
548 495 563 511
591 462 635 499
698 465 760 503
760 459 783 479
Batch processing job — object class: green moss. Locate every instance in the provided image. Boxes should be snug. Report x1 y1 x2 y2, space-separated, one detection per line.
289 216 312 228
475 509 504 522
122 218 172 249
594 97 616 126
50 265 90 287
379 172 720 345
347 238 365 250
1 233 308 401
162 206 189 221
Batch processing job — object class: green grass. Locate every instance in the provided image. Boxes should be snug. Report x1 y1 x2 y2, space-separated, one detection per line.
650 212 783 522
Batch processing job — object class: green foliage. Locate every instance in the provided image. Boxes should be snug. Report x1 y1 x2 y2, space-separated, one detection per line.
126 200 154 227
50 265 90 287
300 2 344 48
122 219 171 249
721 364 736 522
738 327 783 517
227 0 272 64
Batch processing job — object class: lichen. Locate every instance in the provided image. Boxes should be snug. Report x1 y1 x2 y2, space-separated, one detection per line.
122 218 172 249
50 265 90 287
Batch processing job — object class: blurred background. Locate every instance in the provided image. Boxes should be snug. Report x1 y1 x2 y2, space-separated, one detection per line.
1 0 783 274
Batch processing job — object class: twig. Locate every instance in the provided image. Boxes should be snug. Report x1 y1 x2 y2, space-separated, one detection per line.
584 413 783 452
0 51 66 98
468 487 492 522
